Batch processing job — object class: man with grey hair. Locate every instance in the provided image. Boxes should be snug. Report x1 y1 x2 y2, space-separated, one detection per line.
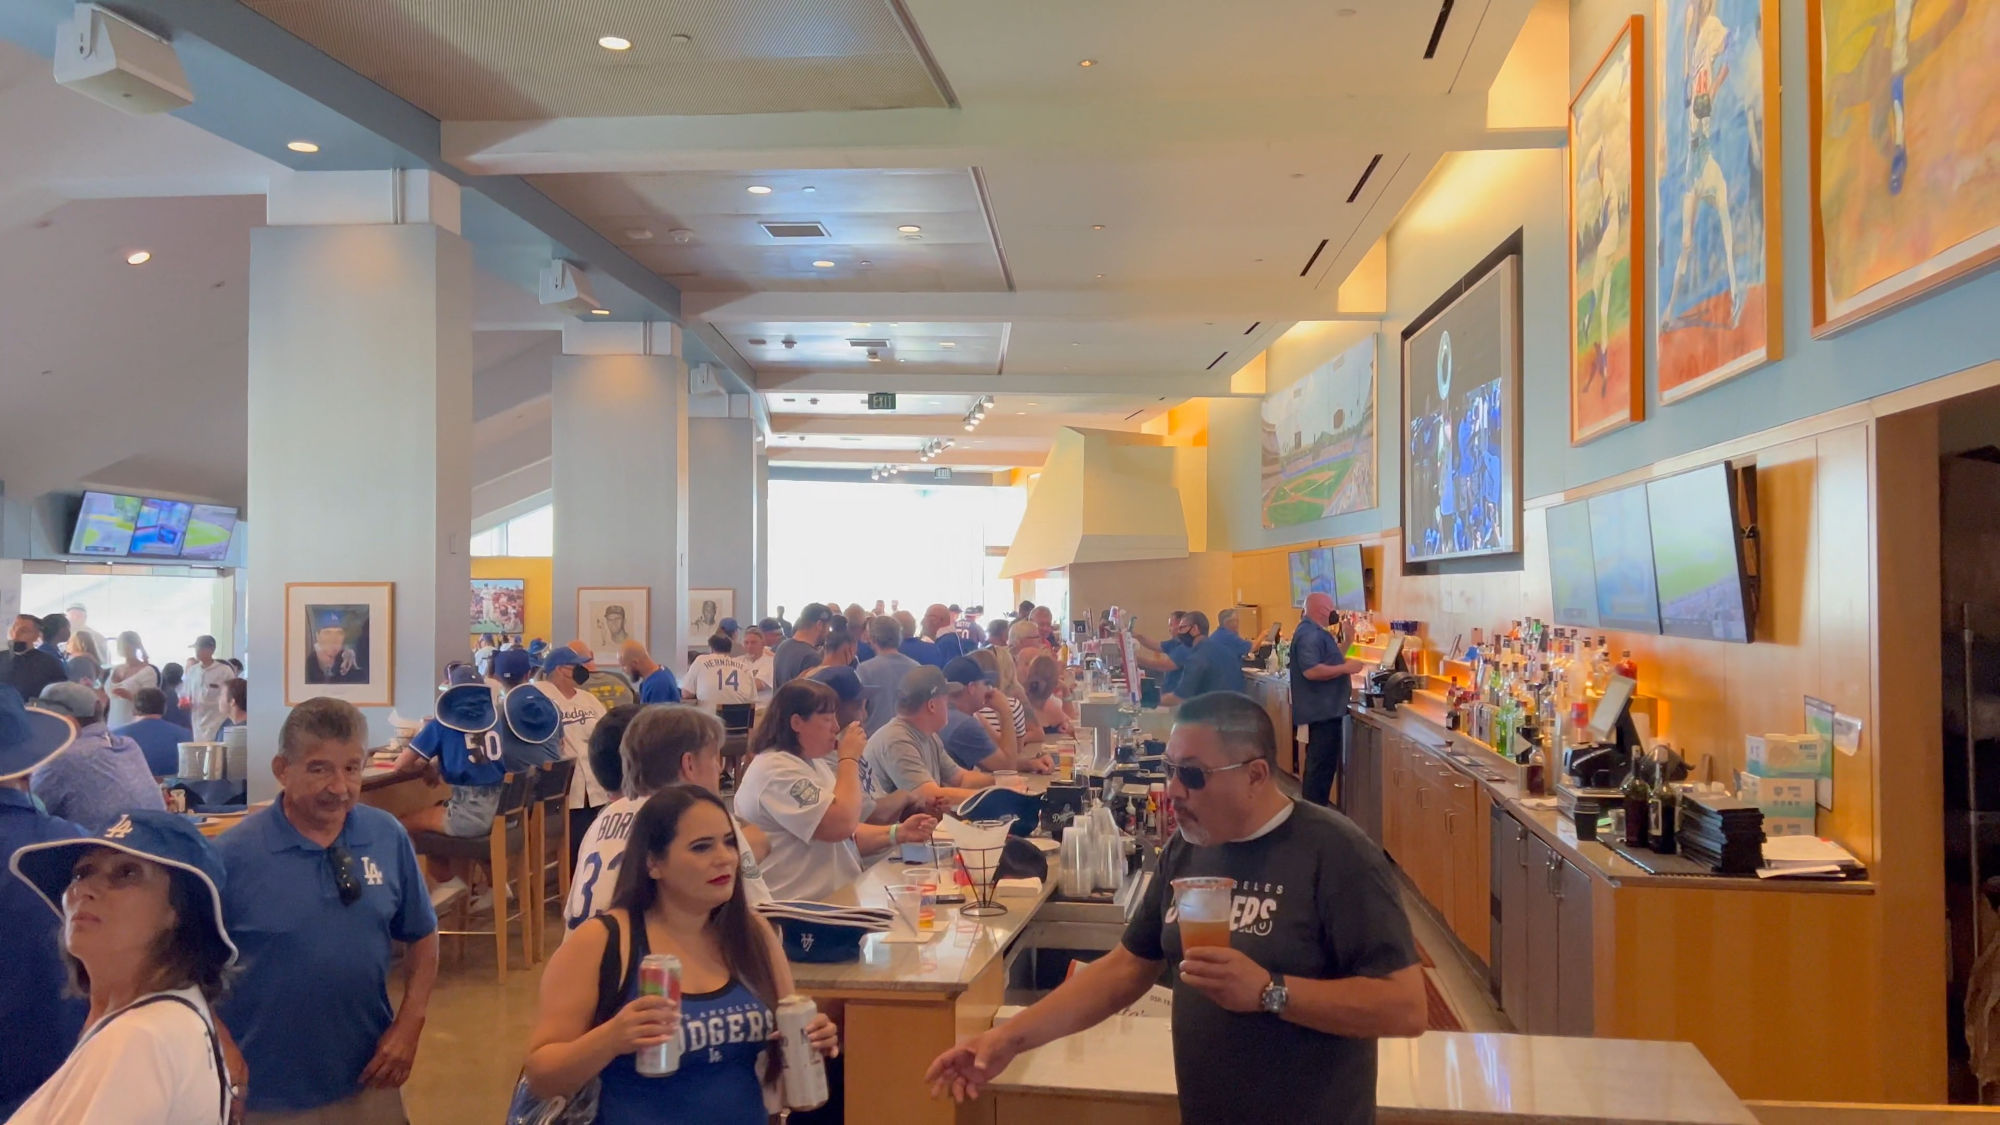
856 614 919 735
217 697 439 1124
1292 592 1370 807
27 680 163 832
863 667 991 806
929 691 1422 1125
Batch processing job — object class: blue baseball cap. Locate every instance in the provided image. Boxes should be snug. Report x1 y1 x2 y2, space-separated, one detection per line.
809 665 864 703
11 809 238 964
314 611 346 631
435 682 497 733
503 683 561 743
718 617 740 635
542 646 587 675
526 639 549 657
492 649 533 680
444 663 482 687
0 684 77 781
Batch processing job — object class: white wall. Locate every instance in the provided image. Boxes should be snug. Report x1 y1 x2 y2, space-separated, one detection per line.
688 416 759 636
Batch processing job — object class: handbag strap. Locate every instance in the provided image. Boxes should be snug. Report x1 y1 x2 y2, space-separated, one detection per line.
90 994 230 1124
591 912 626 1028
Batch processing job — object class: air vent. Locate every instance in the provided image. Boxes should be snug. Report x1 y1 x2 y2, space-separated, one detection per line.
1423 0 1455 59
1347 154 1384 203
1206 352 1229 371
1243 321 1261 335
759 221 830 239
1299 239 1329 278
847 338 891 349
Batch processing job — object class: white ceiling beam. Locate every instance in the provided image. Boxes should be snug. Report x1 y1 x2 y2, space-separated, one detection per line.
767 448 1044 469
443 93 1492 176
685 289 1379 325
770 415 1113 439
754 370 1247 397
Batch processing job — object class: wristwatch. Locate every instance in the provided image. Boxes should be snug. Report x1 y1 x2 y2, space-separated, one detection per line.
1259 970 1289 1016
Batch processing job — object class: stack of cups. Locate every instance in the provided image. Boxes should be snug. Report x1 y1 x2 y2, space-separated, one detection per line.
1059 826 1091 897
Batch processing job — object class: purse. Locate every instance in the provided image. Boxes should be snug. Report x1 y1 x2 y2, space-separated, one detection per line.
505 912 629 1125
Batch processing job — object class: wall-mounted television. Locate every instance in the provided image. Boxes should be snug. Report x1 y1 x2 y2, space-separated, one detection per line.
68 492 141 556
130 497 192 557
1544 499 1600 628
1287 547 1335 607
180 504 239 562
1330 543 1366 614
1586 485 1661 634
1646 462 1754 643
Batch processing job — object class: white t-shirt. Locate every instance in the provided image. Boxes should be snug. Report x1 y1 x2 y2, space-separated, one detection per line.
743 653 776 705
564 796 773 929
686 653 757 706
189 660 234 741
528 679 609 808
733 752 868 902
106 663 159 730
11 987 226 1125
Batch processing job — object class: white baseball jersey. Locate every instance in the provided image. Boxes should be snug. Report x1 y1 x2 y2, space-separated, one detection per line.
686 653 757 706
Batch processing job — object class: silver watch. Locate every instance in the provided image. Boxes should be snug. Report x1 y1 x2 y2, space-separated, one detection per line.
1260 970 1289 1015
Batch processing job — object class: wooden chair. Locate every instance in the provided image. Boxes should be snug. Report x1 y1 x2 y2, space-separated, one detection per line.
527 758 577 962
416 771 535 982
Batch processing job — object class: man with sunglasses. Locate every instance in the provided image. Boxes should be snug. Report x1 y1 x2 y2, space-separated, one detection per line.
216 697 439 1124
927 691 1424 1125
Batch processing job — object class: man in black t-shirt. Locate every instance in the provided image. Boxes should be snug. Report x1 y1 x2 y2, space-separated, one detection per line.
927 691 1424 1125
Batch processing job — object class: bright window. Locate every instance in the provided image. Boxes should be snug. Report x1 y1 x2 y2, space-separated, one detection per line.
769 482 1025 615
471 504 554 558
22 572 234 662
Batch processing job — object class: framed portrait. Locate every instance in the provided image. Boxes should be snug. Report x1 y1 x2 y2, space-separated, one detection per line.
1809 0 2000 333
285 582 393 707
1402 237 1524 565
1655 0 1784 402
1259 336 1378 528
578 587 649 664
1570 15 1647 443
688 588 734 649
470 578 525 636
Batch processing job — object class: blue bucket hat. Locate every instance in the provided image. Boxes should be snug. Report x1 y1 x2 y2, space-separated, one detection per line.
435 682 498 733
0 684 77 781
954 788 1042 837
542 647 587 675
503 683 561 743
526 639 549 658
11 809 238 964
809 665 863 703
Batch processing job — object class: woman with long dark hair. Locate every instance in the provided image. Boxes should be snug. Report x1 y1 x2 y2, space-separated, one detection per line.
105 631 156 729
523 787 837 1123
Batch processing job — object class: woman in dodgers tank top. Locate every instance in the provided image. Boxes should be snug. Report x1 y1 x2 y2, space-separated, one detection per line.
523 786 838 1124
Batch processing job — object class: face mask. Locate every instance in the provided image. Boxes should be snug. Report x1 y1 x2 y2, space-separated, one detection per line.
572 666 591 685
9 640 27 655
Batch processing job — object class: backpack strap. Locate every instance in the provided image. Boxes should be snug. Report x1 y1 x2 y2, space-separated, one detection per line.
591 911 626 1028
96 994 232 1124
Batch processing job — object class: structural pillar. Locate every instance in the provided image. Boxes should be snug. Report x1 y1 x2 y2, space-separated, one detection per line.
689 394 761 655
551 322 689 670
754 443 770 619
245 171 473 794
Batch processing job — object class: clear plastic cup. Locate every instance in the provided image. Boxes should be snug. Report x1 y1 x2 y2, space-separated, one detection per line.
885 884 923 939
904 866 940 930
1171 876 1237 949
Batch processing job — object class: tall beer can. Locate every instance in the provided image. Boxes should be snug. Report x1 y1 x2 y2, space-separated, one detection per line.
636 954 683 1077
776 994 829 1110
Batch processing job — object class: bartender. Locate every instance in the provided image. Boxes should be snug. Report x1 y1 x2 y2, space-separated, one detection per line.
1291 593 1370 807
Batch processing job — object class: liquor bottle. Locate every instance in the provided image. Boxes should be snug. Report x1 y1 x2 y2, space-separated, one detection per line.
1589 640 1613 696
1525 743 1548 797
1650 781 1680 854
1621 770 1651 847
1615 649 1639 682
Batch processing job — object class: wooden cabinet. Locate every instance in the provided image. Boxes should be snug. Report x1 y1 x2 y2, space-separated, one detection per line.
1506 819 1595 1037
1492 807 1530 1019
1447 778 1490 965
1342 718 1384 846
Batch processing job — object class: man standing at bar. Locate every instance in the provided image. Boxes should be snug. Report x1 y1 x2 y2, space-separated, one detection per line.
773 603 832 686
218 697 439 1124
1292 593 1369 807
188 634 235 741
927 691 1422 1124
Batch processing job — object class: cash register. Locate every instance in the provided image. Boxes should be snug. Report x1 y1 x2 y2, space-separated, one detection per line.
1361 633 1419 711
1556 673 1643 838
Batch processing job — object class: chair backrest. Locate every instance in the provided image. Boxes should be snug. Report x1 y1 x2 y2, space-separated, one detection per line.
532 758 576 804
495 770 536 817
717 703 756 733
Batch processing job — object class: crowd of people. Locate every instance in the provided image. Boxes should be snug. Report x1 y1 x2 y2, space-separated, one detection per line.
2 594 1418 1125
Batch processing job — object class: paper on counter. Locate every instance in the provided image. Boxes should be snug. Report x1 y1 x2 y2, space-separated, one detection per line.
996 876 1043 896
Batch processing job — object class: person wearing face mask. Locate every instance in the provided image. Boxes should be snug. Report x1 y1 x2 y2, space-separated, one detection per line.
1162 611 1251 706
2 615 67 704
215 698 439 1124
531 646 610 869
618 640 683 705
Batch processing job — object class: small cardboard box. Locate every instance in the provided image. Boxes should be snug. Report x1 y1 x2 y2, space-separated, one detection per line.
1745 733 1828 778
1740 775 1815 820
1764 815 1817 838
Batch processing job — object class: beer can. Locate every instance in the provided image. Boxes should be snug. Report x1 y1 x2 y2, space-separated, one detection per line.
776 994 829 1110
635 954 683 1077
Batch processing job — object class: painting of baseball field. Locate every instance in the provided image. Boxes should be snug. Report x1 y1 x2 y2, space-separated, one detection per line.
1656 0 1779 401
1260 336 1377 528
1815 0 2000 329
1570 17 1646 442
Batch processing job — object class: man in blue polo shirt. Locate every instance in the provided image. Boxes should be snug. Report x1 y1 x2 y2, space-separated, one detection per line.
217 696 439 1123
1164 610 1252 704
114 686 192 777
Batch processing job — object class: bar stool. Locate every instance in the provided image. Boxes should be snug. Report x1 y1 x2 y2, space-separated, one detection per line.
527 758 577 962
717 703 756 791
417 771 534 982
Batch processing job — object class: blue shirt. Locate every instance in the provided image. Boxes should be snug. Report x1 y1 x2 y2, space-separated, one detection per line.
856 651 921 735
115 716 193 777
1158 637 1192 695
855 641 877 663
160 691 192 729
900 637 945 668
942 709 997 771
29 723 166 833
597 956 772 1125
410 717 505 788
636 667 682 704
934 633 966 663
216 800 438 1112
1175 628 1250 699
0 789 86 1117
1288 618 1351 725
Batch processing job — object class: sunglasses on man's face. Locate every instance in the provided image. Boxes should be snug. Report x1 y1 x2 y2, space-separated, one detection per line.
1164 759 1250 791
326 845 362 906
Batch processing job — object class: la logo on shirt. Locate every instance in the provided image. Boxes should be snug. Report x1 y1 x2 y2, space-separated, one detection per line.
361 856 385 886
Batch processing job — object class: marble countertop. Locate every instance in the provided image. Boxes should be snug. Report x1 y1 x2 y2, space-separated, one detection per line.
788 852 1058 996
987 1017 1758 1124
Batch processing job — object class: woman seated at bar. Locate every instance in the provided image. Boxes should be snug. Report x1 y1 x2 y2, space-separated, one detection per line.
967 648 1045 750
1023 655 1075 736
523 787 840 1124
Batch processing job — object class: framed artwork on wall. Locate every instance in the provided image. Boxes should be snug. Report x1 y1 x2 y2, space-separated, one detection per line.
469 577 525 636
1655 0 1784 403
688 589 734 649
1401 237 1523 564
1809 0 2000 334
1569 14 1647 443
1259 336 1378 528
578 587 649 664
285 582 394 707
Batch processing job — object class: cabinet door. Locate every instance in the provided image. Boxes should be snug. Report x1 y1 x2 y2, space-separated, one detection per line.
1555 858 1595 1036
1382 736 1404 865
1447 777 1488 963
1523 835 1563 1035
1413 770 1446 925
1492 809 1528 1015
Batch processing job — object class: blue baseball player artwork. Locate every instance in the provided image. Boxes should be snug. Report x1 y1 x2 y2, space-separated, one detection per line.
303 604 370 685
1402 253 1520 564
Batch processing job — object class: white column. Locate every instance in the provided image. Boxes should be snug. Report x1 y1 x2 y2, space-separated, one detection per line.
551 322 689 669
245 171 472 795
753 444 770 619
689 396 761 648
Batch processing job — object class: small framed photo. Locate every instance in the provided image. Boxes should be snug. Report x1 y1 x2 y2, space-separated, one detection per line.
285 582 394 707
688 588 734 649
579 587 650 664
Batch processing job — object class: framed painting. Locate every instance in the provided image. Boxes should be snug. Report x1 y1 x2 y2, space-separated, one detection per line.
579 587 649 664
1570 15 1647 443
469 577 525 636
1810 0 2000 333
285 582 394 707
688 588 734 649
1655 0 1784 402
1259 336 1378 528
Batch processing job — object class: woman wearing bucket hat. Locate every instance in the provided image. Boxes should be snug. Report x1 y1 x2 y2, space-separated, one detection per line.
8 808 242 1124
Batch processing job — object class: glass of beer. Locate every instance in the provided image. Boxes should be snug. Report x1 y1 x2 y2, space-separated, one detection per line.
1171 876 1236 949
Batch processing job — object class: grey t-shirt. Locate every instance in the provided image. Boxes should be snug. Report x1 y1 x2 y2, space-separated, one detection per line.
771 637 821 688
1121 800 1417 1125
862 716 962 798
856 651 921 735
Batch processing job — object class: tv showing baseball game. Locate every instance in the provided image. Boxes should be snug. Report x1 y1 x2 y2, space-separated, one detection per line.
1287 547 1335 607
180 504 239 562
68 491 140 556
1331 543 1366 614
1646 462 1753 643
130 497 192 557
1544 499 1600 628
1587 485 1661 634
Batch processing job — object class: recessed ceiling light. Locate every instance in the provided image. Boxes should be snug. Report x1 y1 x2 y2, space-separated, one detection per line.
1094 273 1105 279
598 35 632 50
898 224 923 234
747 185 773 195
125 250 151 265
625 228 654 240
668 229 694 244
1027 402 1039 407
1078 59 1096 67
670 32 692 43
812 260 835 268
748 337 768 346
802 186 817 193
940 341 956 349
859 259 873 267
286 140 319 153
589 308 611 316
1091 224 1105 231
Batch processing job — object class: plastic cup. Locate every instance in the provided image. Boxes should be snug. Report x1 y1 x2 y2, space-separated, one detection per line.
1171 876 1236 949
905 867 940 930
928 842 966 901
885 884 922 939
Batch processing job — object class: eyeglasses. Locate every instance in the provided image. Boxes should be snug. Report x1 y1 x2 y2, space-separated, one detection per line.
1164 760 1249 791
326 845 362 906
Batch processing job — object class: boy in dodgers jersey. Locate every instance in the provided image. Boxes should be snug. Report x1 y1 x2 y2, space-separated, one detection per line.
565 704 772 930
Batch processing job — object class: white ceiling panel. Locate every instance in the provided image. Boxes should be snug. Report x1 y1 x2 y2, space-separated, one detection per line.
721 320 1004 373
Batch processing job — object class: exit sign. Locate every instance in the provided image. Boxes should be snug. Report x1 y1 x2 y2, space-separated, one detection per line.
933 467 953 481
867 392 897 410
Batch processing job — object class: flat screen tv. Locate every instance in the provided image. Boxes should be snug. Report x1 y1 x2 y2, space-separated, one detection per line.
1544 499 1600 628
1287 548 1336 607
68 492 140 556
130 498 193 557
1646 462 1753 643
180 504 239 562
1331 543 1366 614
1586 485 1661 634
